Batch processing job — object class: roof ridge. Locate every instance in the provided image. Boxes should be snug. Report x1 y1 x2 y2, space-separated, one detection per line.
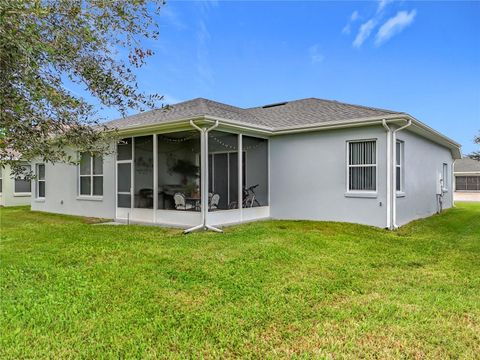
309 97 402 114
103 96 406 133
198 98 245 111
245 97 402 115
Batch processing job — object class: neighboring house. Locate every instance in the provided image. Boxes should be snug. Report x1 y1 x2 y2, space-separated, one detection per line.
30 98 461 231
0 164 32 207
453 158 480 202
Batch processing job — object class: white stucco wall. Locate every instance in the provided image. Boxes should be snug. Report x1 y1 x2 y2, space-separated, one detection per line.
29 126 457 228
269 126 389 228
395 130 454 226
0 165 32 207
30 149 116 219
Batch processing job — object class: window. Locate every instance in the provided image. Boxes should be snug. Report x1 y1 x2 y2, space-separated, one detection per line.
79 153 103 196
36 164 45 198
0 167 2 193
455 176 480 191
347 140 377 192
14 164 31 194
442 163 448 190
396 141 404 192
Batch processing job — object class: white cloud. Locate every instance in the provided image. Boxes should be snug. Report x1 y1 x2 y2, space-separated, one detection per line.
377 0 394 14
193 2 217 90
375 10 417 46
353 19 376 48
342 10 360 35
309 44 325 64
196 20 214 88
199 0 219 13
161 6 187 30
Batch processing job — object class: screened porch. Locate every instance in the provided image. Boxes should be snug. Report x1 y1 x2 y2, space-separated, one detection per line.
115 125 269 229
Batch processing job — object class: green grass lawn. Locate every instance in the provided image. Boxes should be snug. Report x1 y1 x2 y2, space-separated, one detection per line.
1 204 479 359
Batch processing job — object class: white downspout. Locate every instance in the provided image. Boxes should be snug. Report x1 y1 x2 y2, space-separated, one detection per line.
452 158 457 208
382 119 392 229
185 120 222 233
391 119 412 229
238 134 243 222
383 118 412 229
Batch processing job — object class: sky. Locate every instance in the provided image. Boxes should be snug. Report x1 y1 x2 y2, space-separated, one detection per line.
91 0 480 154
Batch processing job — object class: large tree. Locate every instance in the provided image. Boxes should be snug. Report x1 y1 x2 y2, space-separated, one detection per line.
468 131 479 161
0 0 164 175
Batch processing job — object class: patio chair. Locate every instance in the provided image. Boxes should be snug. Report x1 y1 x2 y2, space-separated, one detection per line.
137 188 153 208
173 193 194 211
210 193 220 210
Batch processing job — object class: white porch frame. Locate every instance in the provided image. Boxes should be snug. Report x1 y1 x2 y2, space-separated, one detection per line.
114 122 270 231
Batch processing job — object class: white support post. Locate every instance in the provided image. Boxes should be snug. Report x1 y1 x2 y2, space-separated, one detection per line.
114 142 118 221
452 160 456 207
131 137 135 211
203 126 209 226
382 120 392 229
392 130 397 229
392 119 412 228
185 120 222 233
383 119 412 230
204 121 222 232
153 134 158 223
238 134 243 222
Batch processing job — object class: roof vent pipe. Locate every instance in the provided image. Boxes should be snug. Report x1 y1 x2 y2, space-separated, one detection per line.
262 102 288 108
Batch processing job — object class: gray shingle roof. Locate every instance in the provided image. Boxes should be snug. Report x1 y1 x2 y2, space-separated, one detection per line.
245 98 400 128
454 158 480 173
103 97 402 130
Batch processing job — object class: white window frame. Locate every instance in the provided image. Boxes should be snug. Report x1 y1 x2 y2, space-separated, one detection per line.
14 164 32 196
396 140 404 194
442 163 448 192
346 139 378 196
78 153 103 198
36 164 46 199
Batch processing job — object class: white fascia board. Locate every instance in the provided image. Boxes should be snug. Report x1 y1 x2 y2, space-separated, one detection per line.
114 115 273 137
405 115 461 148
403 116 461 159
113 116 209 136
111 113 461 159
114 114 392 137
269 113 404 133
203 116 273 135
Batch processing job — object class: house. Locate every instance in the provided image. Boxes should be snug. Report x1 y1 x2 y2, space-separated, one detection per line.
453 157 480 202
30 98 461 231
0 164 32 207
